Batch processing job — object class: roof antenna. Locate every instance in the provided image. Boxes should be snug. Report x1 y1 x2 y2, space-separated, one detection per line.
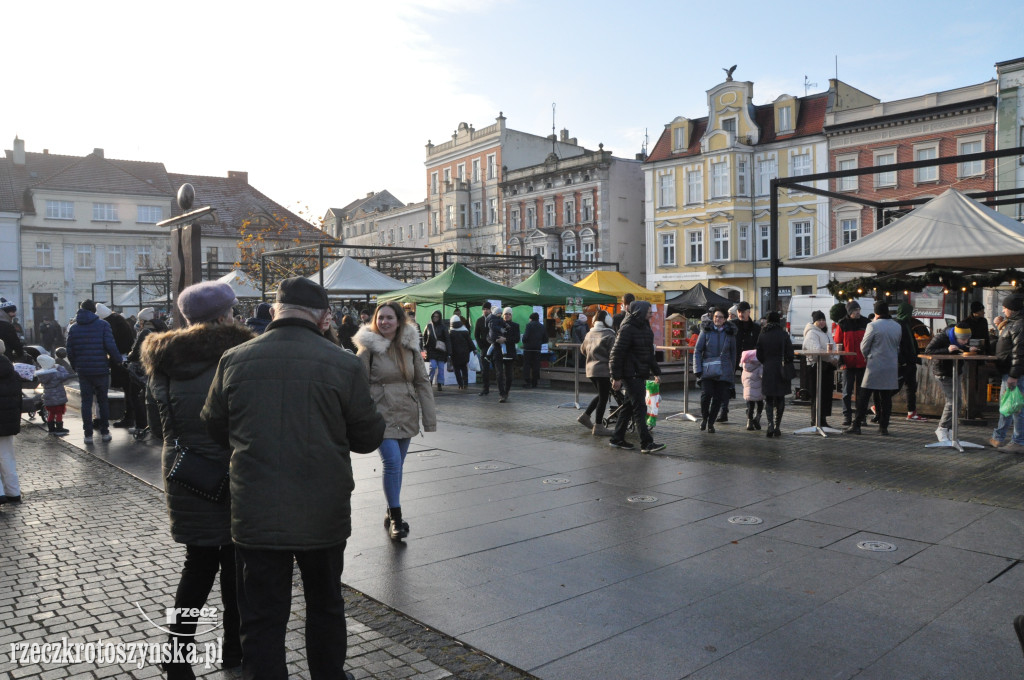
551 102 556 155
804 75 818 96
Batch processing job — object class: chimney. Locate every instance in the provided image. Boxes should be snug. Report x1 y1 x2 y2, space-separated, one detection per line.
366 191 374 198
560 128 569 142
93 148 104 158
13 137 25 165
228 170 248 184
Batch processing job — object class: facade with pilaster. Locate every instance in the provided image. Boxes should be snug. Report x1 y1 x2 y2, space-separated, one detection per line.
644 76 856 315
995 57 1024 220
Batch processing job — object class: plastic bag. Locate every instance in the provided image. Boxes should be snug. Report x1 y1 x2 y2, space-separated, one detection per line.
468 352 481 372
999 384 1024 417
645 380 661 430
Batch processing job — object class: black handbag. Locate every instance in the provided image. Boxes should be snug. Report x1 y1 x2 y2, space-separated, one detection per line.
782 361 796 381
164 397 229 503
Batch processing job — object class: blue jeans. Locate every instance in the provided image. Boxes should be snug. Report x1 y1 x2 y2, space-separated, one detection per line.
992 376 1024 445
78 373 110 435
428 359 446 386
379 438 411 508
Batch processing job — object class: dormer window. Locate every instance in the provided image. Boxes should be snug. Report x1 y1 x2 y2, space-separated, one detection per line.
722 118 737 134
778 107 792 132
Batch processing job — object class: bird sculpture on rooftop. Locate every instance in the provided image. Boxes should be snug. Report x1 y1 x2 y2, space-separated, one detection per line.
724 65 737 81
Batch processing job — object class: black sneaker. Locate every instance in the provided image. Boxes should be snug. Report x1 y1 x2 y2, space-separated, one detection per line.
608 439 635 450
641 442 666 454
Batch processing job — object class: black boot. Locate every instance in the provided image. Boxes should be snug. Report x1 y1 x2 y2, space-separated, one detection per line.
745 403 755 431
386 507 409 540
46 421 55 435
774 403 785 437
54 421 69 436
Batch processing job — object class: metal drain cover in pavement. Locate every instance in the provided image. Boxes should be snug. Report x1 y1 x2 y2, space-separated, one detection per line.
627 495 658 503
857 540 898 552
475 464 501 470
728 516 764 525
543 478 570 485
417 452 439 458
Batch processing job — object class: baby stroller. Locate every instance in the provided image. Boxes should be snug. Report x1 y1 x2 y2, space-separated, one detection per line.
17 346 47 422
601 386 634 432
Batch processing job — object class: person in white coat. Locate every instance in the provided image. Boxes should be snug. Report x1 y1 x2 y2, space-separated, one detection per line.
802 310 839 428
845 301 903 435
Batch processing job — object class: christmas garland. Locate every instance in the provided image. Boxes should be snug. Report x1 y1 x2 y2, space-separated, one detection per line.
826 268 1024 300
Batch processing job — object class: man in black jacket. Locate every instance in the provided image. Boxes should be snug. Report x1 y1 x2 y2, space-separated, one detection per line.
474 302 494 396
608 301 664 454
722 300 759 423
991 294 1024 451
611 293 635 332
521 312 546 388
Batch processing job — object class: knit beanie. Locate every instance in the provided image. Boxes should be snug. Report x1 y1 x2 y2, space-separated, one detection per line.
953 323 972 338
811 310 826 322
95 303 112 319
845 300 861 314
137 307 156 321
502 307 513 316
0 297 15 313
37 354 55 370
873 301 890 318
1002 294 1024 313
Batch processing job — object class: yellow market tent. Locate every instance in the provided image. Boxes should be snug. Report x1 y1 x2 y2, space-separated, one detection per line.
575 270 664 304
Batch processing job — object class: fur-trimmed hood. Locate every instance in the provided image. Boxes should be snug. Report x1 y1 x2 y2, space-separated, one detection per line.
353 322 420 355
141 323 254 380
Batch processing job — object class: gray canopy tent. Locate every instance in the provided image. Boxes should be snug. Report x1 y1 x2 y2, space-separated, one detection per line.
790 188 1024 274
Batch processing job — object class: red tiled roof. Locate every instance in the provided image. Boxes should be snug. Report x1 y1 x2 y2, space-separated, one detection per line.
644 92 828 164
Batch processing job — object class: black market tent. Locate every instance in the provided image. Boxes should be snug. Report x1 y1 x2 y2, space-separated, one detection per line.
789 188 1024 274
305 256 408 295
376 263 541 307
511 268 618 306
665 283 734 316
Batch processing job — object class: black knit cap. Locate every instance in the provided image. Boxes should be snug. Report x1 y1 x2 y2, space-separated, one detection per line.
811 310 826 322
276 277 329 310
1002 294 1024 313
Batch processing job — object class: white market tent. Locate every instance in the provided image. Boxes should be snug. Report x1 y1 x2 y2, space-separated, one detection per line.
217 269 263 299
790 188 1024 274
305 256 408 295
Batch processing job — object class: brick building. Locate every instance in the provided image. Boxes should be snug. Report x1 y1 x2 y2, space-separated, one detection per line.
824 80 998 250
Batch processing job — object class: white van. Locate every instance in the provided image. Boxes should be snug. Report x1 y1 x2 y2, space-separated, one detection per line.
785 294 874 347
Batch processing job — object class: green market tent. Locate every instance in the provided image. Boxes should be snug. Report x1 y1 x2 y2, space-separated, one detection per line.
511 268 618 306
377 263 541 307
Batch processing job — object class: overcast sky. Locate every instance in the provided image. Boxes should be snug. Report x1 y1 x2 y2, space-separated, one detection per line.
4 0 1022 227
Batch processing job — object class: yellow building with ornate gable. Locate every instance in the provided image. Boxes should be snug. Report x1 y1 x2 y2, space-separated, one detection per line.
644 75 874 317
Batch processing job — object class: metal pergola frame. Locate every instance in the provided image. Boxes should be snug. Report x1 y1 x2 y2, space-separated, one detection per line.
768 145 1024 311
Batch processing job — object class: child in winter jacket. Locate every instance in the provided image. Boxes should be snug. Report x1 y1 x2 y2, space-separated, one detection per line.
740 349 764 430
34 353 75 436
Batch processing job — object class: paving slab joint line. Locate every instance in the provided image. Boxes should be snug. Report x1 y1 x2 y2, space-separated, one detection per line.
343 586 540 679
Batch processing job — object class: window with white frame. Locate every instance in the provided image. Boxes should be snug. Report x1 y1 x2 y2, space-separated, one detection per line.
389 228 395 243
722 117 737 134
737 224 750 261
472 159 480 182
914 144 938 183
791 153 811 177
472 201 481 227
673 127 686 150
563 239 577 268
431 172 438 194
582 240 596 262
456 164 465 181
92 203 118 221
488 198 497 224
778 106 792 132
46 200 74 219
526 206 536 229
36 242 51 267
840 218 858 245
136 245 152 270
756 157 777 195
581 196 593 222
958 136 984 177
686 230 704 264
837 156 857 191
443 168 451 185
686 169 703 204
431 211 439 234
419 222 424 238
660 232 677 266
487 154 496 180
711 225 730 261
207 247 219 264
75 244 94 269
711 162 729 198
874 150 897 187
446 205 455 230
137 205 163 223
757 224 771 260
458 204 467 228
658 172 675 208
544 202 555 227
792 221 812 258
736 160 748 197
564 199 575 224
511 209 520 231
108 245 124 269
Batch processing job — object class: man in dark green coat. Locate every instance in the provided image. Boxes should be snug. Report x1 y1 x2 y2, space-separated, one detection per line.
202 277 385 680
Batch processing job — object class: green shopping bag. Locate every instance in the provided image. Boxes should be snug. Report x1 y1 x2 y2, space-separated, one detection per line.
999 384 1024 417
